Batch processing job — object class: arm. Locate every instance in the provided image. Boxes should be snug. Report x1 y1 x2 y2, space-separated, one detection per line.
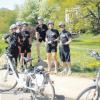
35 31 39 40
4 34 10 43
54 30 59 42
64 38 72 45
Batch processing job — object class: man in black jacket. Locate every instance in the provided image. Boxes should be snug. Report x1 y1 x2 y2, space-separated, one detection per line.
35 17 48 61
5 24 19 67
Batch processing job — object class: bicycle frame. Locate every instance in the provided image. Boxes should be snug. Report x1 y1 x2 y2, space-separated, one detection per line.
5 54 50 92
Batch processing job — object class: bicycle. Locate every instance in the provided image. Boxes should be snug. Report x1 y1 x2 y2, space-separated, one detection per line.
0 48 55 100
76 50 100 100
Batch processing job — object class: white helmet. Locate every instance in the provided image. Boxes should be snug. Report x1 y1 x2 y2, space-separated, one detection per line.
10 24 17 30
59 22 65 27
48 20 54 25
16 21 22 26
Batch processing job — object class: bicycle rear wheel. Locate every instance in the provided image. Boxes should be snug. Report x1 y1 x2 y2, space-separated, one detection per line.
76 85 99 100
0 68 17 92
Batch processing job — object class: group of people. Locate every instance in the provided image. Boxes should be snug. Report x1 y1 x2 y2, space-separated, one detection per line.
5 16 72 75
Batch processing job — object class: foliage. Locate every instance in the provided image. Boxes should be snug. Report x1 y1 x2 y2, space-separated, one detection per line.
17 0 59 25
0 9 16 34
78 0 100 33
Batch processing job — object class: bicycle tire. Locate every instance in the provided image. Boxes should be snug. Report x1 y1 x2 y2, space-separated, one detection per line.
0 68 17 92
47 79 55 100
29 73 55 100
76 85 99 100
39 78 55 100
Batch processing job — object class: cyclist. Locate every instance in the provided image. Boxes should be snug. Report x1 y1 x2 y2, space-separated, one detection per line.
45 21 59 73
19 22 32 71
35 16 48 61
16 21 23 61
59 22 72 75
5 24 19 67
16 21 22 33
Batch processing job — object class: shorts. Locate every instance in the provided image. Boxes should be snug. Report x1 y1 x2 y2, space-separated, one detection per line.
46 44 57 53
21 45 31 53
38 38 45 42
59 45 70 62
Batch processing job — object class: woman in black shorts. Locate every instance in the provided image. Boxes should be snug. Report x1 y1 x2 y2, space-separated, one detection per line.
59 22 72 75
46 21 59 73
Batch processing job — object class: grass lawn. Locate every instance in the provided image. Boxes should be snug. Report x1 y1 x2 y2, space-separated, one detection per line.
0 33 100 77
31 33 100 77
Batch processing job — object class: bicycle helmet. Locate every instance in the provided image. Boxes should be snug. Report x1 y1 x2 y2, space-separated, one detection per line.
10 24 17 30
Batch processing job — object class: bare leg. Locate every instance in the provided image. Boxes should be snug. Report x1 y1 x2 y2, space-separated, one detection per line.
47 53 51 72
20 53 24 68
66 62 72 76
52 52 58 74
27 52 32 66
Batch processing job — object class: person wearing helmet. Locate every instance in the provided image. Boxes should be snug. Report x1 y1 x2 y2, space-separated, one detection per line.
16 21 23 62
19 22 32 70
16 21 22 33
6 24 19 67
35 16 48 61
59 22 72 75
45 21 59 73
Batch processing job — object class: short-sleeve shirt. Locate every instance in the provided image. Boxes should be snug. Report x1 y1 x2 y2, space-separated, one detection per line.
35 24 48 39
19 31 30 46
60 29 71 45
46 29 59 44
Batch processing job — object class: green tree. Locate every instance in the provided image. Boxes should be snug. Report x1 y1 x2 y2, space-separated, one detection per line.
17 0 59 25
17 0 40 25
78 0 100 33
0 9 16 34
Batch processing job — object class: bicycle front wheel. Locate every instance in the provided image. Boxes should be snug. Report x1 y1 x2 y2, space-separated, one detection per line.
40 79 55 100
0 68 17 92
76 85 99 100
31 74 55 100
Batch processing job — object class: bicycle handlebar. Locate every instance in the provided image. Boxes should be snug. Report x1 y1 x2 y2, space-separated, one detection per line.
89 50 100 60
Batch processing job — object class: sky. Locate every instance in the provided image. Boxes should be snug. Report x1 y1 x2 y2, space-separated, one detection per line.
0 0 25 10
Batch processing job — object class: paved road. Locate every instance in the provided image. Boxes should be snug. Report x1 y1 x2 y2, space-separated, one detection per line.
0 70 93 100
0 93 73 100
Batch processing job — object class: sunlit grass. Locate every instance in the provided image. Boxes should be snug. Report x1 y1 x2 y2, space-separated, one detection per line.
0 33 100 77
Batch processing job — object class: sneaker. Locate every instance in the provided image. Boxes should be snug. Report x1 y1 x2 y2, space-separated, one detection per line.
60 67 68 75
54 67 58 74
67 68 72 76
